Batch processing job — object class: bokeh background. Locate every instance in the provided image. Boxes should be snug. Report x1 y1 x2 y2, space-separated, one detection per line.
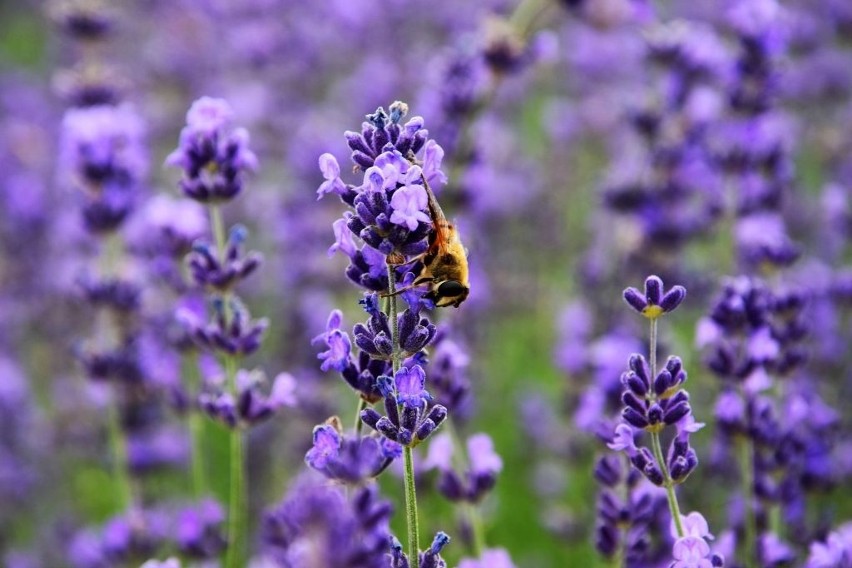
2 0 852 566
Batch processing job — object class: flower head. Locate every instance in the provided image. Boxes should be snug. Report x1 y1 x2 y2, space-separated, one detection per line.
305 424 341 470
623 275 686 319
389 183 430 231
166 96 258 203
395 365 431 408
313 310 352 372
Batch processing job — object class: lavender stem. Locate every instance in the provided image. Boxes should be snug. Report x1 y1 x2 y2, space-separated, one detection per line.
183 354 208 498
101 232 133 512
211 204 227 262
209 203 247 568
106 391 133 511
648 318 685 538
387 262 419 560
354 398 367 437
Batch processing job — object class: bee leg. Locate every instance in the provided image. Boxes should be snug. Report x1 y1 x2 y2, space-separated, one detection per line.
379 277 434 298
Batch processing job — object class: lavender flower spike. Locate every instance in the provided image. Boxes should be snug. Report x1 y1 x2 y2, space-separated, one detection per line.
623 275 687 319
395 365 431 408
166 97 258 203
360 365 446 448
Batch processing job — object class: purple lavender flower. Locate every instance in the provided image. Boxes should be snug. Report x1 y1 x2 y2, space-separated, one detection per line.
623 275 687 319
759 533 796 567
174 499 226 559
140 560 181 568
127 425 188 473
394 365 430 408
261 477 392 568
313 309 352 372
200 369 294 429
305 420 398 484
317 153 347 199
51 2 115 40
671 535 725 568
166 97 258 203
619 354 695 434
305 423 341 469
187 225 263 291
343 102 426 169
68 509 170 568
60 103 147 233
352 292 436 361
806 522 852 568
183 297 268 356
328 217 358 258
360 365 447 447
389 182 431 231
390 532 451 568
592 452 668 563
666 512 725 567
610 351 702 487
125 195 208 288
424 331 472 421
457 548 516 568
426 432 503 504
699 277 808 381
319 102 445 270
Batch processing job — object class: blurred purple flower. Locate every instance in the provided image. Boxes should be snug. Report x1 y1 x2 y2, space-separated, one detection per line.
458 548 516 568
313 309 352 372
261 477 392 568
166 96 258 203
806 522 852 568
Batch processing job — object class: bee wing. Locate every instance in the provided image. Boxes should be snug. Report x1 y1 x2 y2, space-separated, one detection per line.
421 176 452 249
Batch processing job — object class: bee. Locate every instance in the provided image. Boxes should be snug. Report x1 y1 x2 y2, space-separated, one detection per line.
409 177 470 308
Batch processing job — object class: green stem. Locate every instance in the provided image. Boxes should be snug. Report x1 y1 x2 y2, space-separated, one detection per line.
225 426 245 568
224 354 246 568
183 355 208 498
403 446 420 562
648 318 684 538
106 389 133 511
740 435 756 568
466 502 486 557
209 202 246 566
509 0 551 38
100 232 134 512
387 262 419 560
354 398 368 437
651 431 684 538
210 204 227 260
387 266 400 373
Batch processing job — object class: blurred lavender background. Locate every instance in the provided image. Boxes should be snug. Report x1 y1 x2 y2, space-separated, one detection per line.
2 0 852 566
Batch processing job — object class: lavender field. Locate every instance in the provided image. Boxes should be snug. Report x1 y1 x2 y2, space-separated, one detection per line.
2 0 852 567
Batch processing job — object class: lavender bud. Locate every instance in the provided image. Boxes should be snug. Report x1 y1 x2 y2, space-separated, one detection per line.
375 417 399 441
361 409 382 429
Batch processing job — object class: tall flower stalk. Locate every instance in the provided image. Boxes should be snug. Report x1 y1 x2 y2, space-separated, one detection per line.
316 101 454 566
61 102 148 512
612 275 724 566
167 96 293 567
